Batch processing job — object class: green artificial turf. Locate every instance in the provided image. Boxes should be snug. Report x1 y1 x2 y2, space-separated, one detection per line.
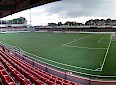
0 32 116 79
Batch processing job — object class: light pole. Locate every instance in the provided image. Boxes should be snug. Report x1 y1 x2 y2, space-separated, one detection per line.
30 8 32 31
0 19 1 33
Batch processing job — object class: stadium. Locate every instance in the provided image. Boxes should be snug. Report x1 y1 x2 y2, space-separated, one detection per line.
0 0 116 85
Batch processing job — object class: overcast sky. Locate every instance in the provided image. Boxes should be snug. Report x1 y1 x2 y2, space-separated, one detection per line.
1 0 116 26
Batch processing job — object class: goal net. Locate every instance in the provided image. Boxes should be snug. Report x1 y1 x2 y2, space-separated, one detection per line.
111 32 116 41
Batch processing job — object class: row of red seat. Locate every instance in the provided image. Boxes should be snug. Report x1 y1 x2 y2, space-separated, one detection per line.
0 48 83 85
0 63 16 85
0 50 45 85
10 54 78 85
0 54 32 85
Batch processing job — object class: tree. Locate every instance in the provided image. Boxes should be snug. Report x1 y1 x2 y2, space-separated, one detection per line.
3 17 27 24
105 18 112 25
57 22 63 26
48 23 57 26
64 21 70 26
12 17 27 24
85 20 94 25
64 21 76 26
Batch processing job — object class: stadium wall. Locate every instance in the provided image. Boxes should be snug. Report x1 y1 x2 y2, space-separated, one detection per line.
35 27 116 32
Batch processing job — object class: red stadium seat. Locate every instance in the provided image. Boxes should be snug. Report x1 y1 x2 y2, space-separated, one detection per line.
18 75 32 85
40 77 48 83
63 80 70 84
56 80 63 85
0 70 16 85
4 76 16 85
47 80 56 85
1 70 8 75
44 74 51 79
0 49 83 85
70 82 77 85
58 77 64 81
35 79 44 85
50 77 57 82
0 65 4 71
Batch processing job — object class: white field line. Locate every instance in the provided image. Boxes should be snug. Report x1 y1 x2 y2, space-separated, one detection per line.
17 52 116 78
62 35 110 71
98 37 104 43
17 53 116 79
25 35 110 71
27 36 40 38
63 35 91 45
63 35 107 50
100 36 112 71
0 37 100 72
64 45 107 50
98 37 109 43
24 51 100 72
3 43 116 78
27 35 51 38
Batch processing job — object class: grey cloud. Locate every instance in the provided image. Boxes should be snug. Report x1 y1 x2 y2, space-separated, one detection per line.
41 0 116 19
43 0 104 18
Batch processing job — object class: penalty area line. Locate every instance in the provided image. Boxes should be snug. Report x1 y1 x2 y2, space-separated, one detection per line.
98 37 109 43
62 35 91 46
100 36 112 71
63 45 107 50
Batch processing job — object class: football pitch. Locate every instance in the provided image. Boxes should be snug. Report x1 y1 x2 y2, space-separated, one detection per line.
0 32 116 79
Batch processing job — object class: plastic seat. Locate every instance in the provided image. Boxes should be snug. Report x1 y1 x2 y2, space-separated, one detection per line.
63 80 70 84
52 75 58 79
7 66 14 73
0 71 16 85
47 80 56 85
20 68 26 76
12 70 20 78
0 65 4 70
18 75 32 85
40 77 48 83
4 76 16 85
44 74 51 79
58 77 64 81
50 77 57 82
36 74 41 79
35 80 44 85
70 82 77 85
56 80 63 85
1 70 8 75
0 50 81 85
63 82 70 85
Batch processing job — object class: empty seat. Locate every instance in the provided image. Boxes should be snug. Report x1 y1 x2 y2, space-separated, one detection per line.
4 76 17 85
50 77 57 82
0 65 4 71
18 75 32 85
70 82 77 85
47 80 56 85
58 77 64 81
1 70 8 75
35 79 44 85
56 80 63 85
40 77 48 83
0 70 16 85
0 49 83 85
44 74 51 79
63 80 70 84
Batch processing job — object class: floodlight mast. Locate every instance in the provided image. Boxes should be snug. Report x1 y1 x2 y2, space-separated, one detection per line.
0 19 1 33
30 8 32 27
11 14 13 31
